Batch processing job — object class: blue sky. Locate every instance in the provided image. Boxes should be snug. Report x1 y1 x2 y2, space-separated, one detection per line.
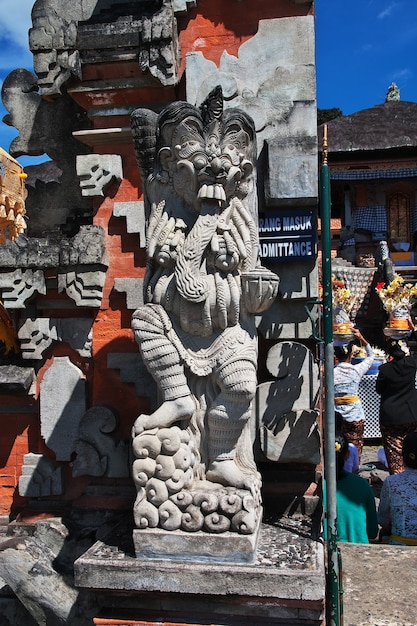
315 0 417 114
0 1 417 165
0 0 34 165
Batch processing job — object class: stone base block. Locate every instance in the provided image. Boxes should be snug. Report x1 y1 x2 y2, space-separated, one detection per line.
75 517 325 624
132 517 261 563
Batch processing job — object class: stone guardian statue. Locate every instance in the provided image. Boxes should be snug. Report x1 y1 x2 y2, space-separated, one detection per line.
130 88 279 537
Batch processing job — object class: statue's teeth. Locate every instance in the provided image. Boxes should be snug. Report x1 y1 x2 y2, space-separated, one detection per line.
215 185 226 201
198 184 226 202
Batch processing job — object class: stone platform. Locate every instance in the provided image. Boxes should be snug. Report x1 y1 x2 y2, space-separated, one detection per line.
75 516 325 625
132 523 261 563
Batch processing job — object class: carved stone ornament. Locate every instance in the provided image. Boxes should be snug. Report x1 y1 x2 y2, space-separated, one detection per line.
76 155 123 197
72 406 130 478
29 1 82 97
29 0 181 97
130 88 279 537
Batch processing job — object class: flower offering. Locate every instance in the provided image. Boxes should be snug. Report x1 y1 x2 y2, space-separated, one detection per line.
332 278 357 334
376 274 417 330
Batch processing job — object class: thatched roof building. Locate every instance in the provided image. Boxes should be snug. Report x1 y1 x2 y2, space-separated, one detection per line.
318 101 417 154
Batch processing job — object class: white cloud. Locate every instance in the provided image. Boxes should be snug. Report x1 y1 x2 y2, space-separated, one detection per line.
0 0 33 48
392 67 413 85
359 43 374 54
378 2 400 19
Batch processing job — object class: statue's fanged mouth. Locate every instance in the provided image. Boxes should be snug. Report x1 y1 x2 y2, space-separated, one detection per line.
198 183 226 202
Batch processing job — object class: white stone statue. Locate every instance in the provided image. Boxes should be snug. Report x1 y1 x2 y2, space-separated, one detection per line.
385 82 400 102
130 87 279 534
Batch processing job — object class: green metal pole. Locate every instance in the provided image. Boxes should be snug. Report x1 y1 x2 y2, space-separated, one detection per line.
320 125 339 626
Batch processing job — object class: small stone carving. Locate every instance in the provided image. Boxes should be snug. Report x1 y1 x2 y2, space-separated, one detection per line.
386 82 400 102
57 269 106 308
29 2 81 97
138 0 180 86
0 269 46 309
18 318 93 360
130 88 279 535
378 240 395 285
76 155 123 197
72 406 130 478
18 453 64 497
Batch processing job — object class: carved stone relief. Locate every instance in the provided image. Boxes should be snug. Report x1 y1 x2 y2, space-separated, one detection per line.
57 269 107 308
29 3 81 97
19 453 64 497
0 226 108 314
28 0 182 98
136 0 179 86
18 318 93 360
76 154 123 197
130 88 279 539
0 269 46 309
72 406 130 478
1 68 92 238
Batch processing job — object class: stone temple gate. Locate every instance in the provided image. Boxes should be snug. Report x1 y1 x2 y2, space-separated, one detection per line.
0 1 325 624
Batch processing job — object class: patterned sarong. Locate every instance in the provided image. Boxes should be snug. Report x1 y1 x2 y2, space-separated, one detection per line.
342 419 365 462
380 423 417 475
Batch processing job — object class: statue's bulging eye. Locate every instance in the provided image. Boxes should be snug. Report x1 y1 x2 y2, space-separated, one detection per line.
222 144 241 165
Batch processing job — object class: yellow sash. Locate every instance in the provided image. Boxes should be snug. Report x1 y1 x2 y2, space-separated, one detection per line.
334 395 360 405
390 534 417 546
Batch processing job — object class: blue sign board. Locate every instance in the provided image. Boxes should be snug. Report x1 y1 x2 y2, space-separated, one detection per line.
258 209 317 262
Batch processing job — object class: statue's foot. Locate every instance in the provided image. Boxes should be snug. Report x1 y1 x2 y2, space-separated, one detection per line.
132 395 195 436
206 459 258 491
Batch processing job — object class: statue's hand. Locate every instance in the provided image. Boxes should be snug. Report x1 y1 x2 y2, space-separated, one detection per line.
240 267 280 313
